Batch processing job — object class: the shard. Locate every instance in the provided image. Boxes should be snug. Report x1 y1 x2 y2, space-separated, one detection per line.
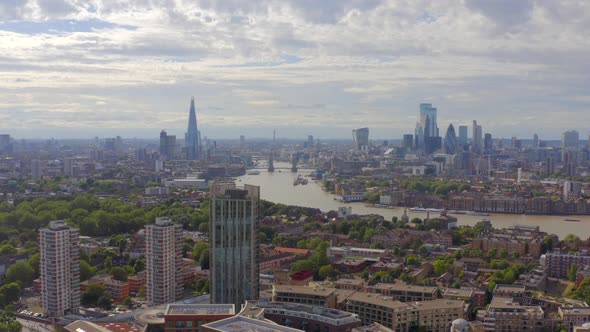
185 97 199 160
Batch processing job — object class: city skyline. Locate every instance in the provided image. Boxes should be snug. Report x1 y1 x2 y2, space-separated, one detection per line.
0 1 589 139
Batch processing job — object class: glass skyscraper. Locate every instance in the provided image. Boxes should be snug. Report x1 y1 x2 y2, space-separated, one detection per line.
185 97 200 160
210 183 260 309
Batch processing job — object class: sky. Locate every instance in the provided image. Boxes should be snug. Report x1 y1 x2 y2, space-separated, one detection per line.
0 0 589 140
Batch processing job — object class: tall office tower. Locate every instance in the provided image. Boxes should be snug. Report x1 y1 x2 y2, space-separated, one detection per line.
159 130 177 160
0 134 12 154
419 103 439 137
31 159 42 180
458 126 468 146
444 124 457 155
210 183 260 309
415 103 440 153
403 134 414 151
472 121 482 154
484 133 493 153
185 97 200 160
533 134 539 149
562 130 579 150
240 135 245 148
352 128 369 151
414 124 424 150
145 217 183 306
40 220 80 317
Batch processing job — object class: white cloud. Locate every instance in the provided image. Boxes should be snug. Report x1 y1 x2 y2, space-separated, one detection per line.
0 0 589 138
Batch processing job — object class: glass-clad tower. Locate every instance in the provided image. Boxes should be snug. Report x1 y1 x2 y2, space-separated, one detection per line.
185 97 199 160
210 183 260 309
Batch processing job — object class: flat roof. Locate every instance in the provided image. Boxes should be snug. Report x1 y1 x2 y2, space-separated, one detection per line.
347 292 409 310
165 304 235 316
335 278 365 286
411 299 465 310
373 282 437 294
64 321 112 332
443 288 474 298
273 285 336 297
202 315 303 332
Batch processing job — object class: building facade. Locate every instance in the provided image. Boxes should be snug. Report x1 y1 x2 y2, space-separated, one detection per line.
40 220 80 317
145 217 184 306
210 183 260 308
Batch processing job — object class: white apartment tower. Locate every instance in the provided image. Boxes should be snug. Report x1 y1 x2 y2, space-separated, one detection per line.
145 217 183 306
40 220 80 317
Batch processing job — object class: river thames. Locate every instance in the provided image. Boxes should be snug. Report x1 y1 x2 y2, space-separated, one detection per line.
237 163 590 239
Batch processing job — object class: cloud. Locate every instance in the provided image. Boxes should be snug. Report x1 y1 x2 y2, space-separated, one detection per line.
0 0 588 139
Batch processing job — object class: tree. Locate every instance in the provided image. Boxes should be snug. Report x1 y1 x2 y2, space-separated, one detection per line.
104 256 113 270
192 242 208 260
568 264 578 282
199 249 210 270
133 258 145 272
110 266 128 282
318 265 337 280
0 282 21 307
0 244 17 256
82 283 109 306
80 260 97 281
5 261 34 286
28 253 40 277
97 295 113 310
433 258 452 276
123 296 133 308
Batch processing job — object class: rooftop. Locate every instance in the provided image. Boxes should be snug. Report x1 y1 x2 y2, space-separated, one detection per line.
202 315 303 332
373 282 437 294
165 304 235 316
273 285 336 297
64 321 112 332
347 292 409 310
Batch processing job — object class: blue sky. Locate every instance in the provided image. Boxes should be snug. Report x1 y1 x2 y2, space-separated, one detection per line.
0 0 589 140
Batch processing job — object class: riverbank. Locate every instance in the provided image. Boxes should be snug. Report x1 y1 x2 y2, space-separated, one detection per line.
236 165 590 239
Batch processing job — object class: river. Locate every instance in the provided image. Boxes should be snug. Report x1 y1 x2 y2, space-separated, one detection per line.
237 163 590 239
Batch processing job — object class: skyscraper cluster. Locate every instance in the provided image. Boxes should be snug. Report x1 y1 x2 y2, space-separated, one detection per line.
159 97 202 162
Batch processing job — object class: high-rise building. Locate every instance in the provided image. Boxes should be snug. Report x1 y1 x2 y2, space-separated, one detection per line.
240 135 245 148
210 183 260 309
546 156 555 175
31 159 42 180
40 220 80 317
159 130 177 160
484 133 493 153
145 217 183 306
352 128 369 151
472 121 482 154
0 134 12 154
403 134 414 151
63 158 74 177
185 97 200 160
562 130 579 150
415 103 440 152
533 134 539 149
458 126 468 147
419 103 439 137
444 124 457 155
